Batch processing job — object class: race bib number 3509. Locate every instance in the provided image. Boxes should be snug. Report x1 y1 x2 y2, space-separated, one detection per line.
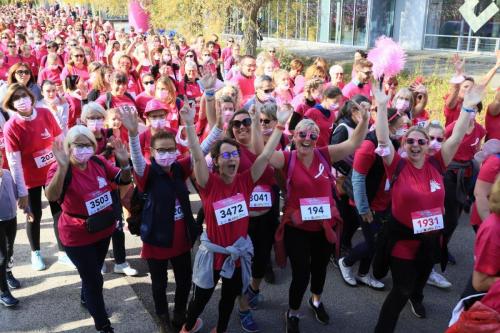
300 197 331 221
411 208 444 234
213 193 249 226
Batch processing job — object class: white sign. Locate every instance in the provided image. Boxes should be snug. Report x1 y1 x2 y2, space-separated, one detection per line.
459 0 499 33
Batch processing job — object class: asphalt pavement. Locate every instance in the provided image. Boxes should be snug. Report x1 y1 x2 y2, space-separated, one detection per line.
1 190 475 333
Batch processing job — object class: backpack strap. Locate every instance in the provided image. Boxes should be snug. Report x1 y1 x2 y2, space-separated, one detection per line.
389 158 407 190
60 156 107 202
315 148 339 202
124 92 135 103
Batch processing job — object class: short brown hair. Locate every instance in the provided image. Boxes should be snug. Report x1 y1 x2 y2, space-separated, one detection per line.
354 59 373 70
151 131 176 148
290 59 304 73
3 83 35 112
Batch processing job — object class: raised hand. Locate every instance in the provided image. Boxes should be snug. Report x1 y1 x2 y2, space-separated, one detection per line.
371 81 390 106
452 53 465 75
52 139 69 168
199 72 217 90
351 100 370 124
463 84 485 109
112 138 130 165
119 106 139 136
248 104 261 123
179 97 196 125
277 103 293 125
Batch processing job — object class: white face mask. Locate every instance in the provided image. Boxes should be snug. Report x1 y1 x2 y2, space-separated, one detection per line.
150 118 167 129
155 151 178 167
86 119 104 132
393 127 407 139
262 128 273 135
13 96 32 113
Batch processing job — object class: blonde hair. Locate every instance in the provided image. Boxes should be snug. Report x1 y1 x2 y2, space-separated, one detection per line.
81 102 106 122
216 83 242 108
272 69 289 84
489 177 500 214
405 126 430 141
64 125 97 154
295 119 320 134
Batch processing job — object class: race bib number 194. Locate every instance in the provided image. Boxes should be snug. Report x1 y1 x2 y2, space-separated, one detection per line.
300 197 331 221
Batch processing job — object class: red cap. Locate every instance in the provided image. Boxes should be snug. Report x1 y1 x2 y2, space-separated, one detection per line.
144 99 168 115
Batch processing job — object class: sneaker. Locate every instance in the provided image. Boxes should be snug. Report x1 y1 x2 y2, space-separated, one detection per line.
6 271 20 289
0 292 19 307
101 263 108 274
245 286 260 309
409 300 426 318
356 273 385 290
114 262 138 276
330 255 339 269
172 311 186 330
98 324 114 333
58 252 76 268
308 298 329 325
239 310 260 332
31 250 46 271
427 269 452 289
285 311 300 333
338 257 357 286
180 318 203 333
264 265 275 284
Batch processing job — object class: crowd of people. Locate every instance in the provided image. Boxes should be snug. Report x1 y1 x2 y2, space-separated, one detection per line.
0 3 498 333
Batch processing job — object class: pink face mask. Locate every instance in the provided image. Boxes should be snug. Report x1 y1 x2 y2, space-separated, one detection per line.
72 146 94 163
86 119 104 132
395 99 410 112
223 110 233 124
262 128 273 135
13 96 32 113
429 140 442 151
151 118 167 129
159 90 169 100
155 151 178 167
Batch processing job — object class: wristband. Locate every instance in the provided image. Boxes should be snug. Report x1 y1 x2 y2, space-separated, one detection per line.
461 107 475 113
205 89 215 97
276 124 285 131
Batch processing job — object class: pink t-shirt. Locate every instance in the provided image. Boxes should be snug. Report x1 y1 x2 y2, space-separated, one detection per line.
231 73 255 106
342 81 372 101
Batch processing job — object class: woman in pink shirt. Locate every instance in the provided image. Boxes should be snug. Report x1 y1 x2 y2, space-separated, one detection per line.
60 46 89 83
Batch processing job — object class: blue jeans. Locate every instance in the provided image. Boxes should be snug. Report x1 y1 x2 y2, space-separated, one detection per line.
65 237 111 330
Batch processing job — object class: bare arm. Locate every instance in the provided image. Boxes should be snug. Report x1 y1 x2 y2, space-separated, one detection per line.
250 104 264 155
474 179 493 221
478 52 499 87
372 82 395 165
446 54 465 109
472 270 500 292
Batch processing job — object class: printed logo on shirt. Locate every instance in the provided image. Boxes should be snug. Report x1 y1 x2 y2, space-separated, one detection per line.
470 138 479 147
314 164 329 179
97 176 107 189
41 128 51 139
430 180 441 193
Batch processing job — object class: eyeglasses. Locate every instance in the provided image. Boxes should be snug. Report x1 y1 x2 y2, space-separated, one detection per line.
35 42 42 45
334 72 344 76
155 147 176 154
269 50 276 53
185 54 194 58
203 54 210 57
406 138 428 146
231 118 252 128
260 119 273 124
298 131 318 141
228 40 234 43
73 54 84 58
262 88 274 94
2 37 9 40
7 45 15 48
70 44 77 47
15 70 30 76
429 136 444 143
219 150 240 159
143 80 155 85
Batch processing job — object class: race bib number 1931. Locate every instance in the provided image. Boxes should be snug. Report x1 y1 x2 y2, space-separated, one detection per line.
213 193 249 226
411 207 444 234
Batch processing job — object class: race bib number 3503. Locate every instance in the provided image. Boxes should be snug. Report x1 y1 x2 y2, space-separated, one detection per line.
300 197 331 221
411 207 444 234
85 190 112 216
213 193 249 226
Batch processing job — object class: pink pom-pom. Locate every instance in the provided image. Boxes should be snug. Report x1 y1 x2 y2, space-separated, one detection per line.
367 36 407 80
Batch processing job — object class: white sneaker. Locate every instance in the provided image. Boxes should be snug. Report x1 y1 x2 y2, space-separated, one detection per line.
427 269 452 289
57 252 76 269
31 250 46 271
101 262 108 274
356 273 385 290
338 257 357 286
114 262 138 276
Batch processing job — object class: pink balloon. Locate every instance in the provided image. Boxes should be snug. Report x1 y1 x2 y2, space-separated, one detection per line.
128 0 150 33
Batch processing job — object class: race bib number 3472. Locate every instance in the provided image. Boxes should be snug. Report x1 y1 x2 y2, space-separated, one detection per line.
213 193 249 226
411 208 444 234
300 197 331 221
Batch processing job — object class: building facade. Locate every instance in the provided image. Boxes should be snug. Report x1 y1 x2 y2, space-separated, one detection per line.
226 0 499 53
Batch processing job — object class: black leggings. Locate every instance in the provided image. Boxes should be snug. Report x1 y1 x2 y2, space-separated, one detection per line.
28 186 63 251
0 218 17 293
185 268 242 333
285 225 333 310
338 195 360 250
110 221 126 264
344 211 385 275
374 256 434 333
248 209 278 280
146 251 192 317
443 170 473 244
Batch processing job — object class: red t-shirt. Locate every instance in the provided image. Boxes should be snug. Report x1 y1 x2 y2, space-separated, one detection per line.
4 108 62 188
445 121 485 162
412 110 430 127
21 54 39 76
139 127 180 161
38 67 62 86
230 73 255 106
282 147 335 232
352 140 391 211
134 91 154 118
470 155 500 226
197 171 254 270
474 212 500 277
46 156 119 247
443 94 462 127
60 65 89 83
135 158 192 260
385 152 446 260
95 93 137 109
342 82 372 101
481 280 500 313
5 54 22 69
485 109 500 140
304 106 335 147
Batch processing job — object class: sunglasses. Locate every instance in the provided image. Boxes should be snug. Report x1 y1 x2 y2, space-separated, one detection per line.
7 45 15 48
406 138 428 146
35 42 42 45
70 44 77 47
298 131 318 141
262 88 274 94
203 54 210 57
260 119 273 124
143 80 155 85
74 54 84 58
185 54 194 58
219 150 240 159
15 70 30 76
269 50 276 53
429 136 444 143
231 118 252 128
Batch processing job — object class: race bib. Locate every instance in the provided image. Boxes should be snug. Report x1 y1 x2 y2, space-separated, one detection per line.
174 199 184 221
411 207 444 234
213 193 249 226
249 185 272 208
300 197 332 221
33 148 55 168
84 189 112 216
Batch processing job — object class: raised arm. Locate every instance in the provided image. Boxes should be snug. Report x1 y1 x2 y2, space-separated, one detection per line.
45 140 69 202
180 100 209 188
251 104 292 182
372 82 395 165
478 51 500 87
249 104 264 155
328 100 370 163
441 85 485 167
445 54 465 109
120 107 146 177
